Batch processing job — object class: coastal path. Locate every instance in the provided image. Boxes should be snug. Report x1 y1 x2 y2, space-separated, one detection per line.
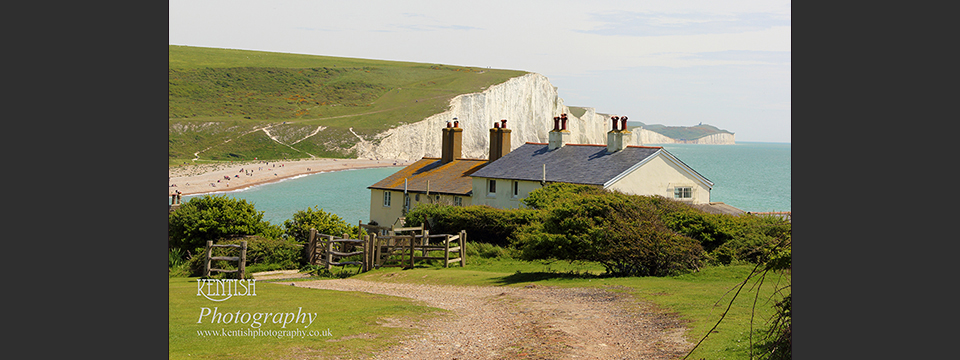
279 278 693 359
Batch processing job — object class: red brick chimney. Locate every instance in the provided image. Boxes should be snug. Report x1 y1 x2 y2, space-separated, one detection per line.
607 115 631 153
548 113 570 151
441 118 463 164
488 119 512 162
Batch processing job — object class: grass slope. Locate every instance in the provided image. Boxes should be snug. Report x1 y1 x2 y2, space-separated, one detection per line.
169 277 439 360
639 123 734 141
169 45 527 165
350 260 786 359
567 107 733 141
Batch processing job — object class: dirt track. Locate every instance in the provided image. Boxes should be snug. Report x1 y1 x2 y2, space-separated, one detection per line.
278 278 693 359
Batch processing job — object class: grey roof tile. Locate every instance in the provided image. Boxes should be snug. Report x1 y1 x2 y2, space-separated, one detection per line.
470 143 663 185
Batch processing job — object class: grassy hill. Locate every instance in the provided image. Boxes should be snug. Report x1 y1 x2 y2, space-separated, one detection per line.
638 123 734 141
169 46 527 165
567 108 732 141
623 120 732 141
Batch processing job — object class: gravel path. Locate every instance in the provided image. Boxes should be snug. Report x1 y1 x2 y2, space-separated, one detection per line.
280 278 693 359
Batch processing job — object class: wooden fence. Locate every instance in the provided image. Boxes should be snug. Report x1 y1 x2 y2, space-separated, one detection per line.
204 240 247 279
305 224 466 271
305 229 372 271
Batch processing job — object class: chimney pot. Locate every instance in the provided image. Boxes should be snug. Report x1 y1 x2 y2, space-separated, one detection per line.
454 120 459 128
611 116 619 131
620 116 628 131
494 122 500 129
561 113 568 130
446 121 452 128
553 116 560 131
500 119 507 128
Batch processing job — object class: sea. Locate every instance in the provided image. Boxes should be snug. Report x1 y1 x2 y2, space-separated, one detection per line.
177 142 790 226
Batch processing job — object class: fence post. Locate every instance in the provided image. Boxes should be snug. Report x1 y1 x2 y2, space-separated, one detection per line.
422 229 429 262
408 234 415 268
239 241 247 279
307 228 318 264
444 234 451 268
460 230 466 267
204 240 213 277
325 236 334 271
363 234 370 272
372 233 380 269
422 228 429 258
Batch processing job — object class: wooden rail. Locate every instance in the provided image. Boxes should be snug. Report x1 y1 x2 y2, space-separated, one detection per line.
204 240 247 279
305 224 467 272
370 230 466 269
306 229 371 271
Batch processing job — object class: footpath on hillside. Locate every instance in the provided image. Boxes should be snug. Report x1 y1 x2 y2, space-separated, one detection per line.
277 277 693 359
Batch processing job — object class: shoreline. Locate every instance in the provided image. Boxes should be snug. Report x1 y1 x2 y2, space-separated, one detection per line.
168 158 412 198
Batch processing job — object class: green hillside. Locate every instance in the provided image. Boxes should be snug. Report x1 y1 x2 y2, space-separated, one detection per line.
639 124 733 141
568 108 732 141
169 45 527 165
623 120 732 141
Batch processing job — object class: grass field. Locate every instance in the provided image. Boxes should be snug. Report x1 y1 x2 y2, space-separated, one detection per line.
347 259 788 359
169 45 527 164
169 277 441 360
170 254 788 359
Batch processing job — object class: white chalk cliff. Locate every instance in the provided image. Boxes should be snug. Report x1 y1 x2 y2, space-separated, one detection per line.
351 73 733 161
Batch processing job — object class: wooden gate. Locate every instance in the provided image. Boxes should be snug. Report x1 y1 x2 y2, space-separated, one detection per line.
203 240 247 279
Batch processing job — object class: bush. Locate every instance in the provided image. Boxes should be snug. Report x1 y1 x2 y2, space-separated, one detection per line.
283 206 358 243
515 189 705 276
220 236 303 269
168 195 274 251
405 203 540 247
464 241 517 259
177 235 303 277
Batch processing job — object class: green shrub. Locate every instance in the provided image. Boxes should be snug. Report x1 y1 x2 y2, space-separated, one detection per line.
219 236 303 269
516 189 705 276
464 241 517 259
283 206 358 243
405 203 540 247
178 235 303 277
168 195 274 251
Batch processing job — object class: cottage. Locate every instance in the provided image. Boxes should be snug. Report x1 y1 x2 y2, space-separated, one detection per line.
367 115 715 226
366 120 487 226
470 115 714 209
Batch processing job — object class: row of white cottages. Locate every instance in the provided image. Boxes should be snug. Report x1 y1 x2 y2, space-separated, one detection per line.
366 115 722 227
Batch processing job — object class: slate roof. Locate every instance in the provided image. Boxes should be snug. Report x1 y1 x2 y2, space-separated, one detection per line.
367 158 488 195
692 202 746 216
470 142 712 188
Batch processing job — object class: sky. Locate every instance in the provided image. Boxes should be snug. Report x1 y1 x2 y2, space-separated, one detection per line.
169 0 791 143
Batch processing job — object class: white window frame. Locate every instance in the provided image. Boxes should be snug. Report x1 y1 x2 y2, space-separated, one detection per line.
674 186 693 200
383 191 391 207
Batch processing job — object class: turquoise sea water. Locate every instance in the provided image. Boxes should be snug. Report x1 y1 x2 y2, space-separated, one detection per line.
180 167 404 226
659 142 791 213
177 142 790 225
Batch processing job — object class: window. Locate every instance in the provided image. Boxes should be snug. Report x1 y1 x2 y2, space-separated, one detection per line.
488 179 497 195
674 187 692 199
454 196 463 206
383 191 392 207
512 181 520 198
404 194 410 209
